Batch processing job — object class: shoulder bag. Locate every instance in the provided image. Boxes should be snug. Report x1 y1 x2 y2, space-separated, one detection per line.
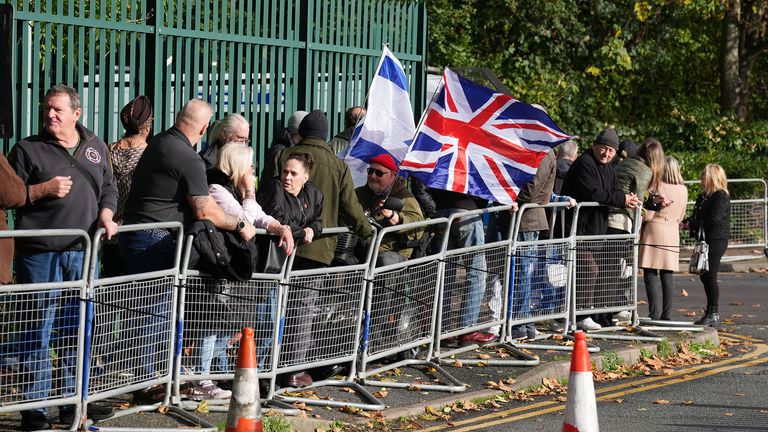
688 228 709 275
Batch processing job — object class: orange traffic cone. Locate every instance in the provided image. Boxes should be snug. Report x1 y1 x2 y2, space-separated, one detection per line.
226 327 263 432
562 330 599 432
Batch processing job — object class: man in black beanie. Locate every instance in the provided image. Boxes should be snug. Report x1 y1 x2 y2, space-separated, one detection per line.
560 127 640 331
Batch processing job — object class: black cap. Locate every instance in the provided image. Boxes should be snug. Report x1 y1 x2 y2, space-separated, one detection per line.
298 110 328 141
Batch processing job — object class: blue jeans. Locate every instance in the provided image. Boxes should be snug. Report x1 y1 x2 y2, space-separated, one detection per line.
15 250 84 416
119 230 176 376
436 210 487 329
512 231 539 320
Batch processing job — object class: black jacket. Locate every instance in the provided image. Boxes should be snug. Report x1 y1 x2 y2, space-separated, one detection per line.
258 177 323 243
561 148 625 236
688 190 730 240
9 123 117 252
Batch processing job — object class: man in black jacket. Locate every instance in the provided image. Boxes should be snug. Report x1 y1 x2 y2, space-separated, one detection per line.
9 84 117 430
561 128 640 331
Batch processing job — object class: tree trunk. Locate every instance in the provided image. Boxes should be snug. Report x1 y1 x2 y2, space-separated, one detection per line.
720 0 742 117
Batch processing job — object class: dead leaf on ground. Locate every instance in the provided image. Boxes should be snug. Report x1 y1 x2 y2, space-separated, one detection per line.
612 398 625 403
373 388 389 398
654 399 671 405
724 412 734 417
729 301 743 306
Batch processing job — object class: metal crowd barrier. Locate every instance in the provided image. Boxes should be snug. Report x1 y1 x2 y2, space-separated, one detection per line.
569 204 662 342
505 203 591 353
0 229 91 432
85 223 217 431
174 230 297 415
273 227 384 410
680 178 767 254
358 218 465 393
432 206 537 366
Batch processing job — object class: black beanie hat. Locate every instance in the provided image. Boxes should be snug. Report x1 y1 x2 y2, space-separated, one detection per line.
298 110 328 141
593 127 620 150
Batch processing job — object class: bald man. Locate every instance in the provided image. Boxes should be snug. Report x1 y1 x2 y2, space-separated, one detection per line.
122 99 268 272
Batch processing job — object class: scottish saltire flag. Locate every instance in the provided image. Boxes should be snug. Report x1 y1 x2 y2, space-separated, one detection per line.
400 68 573 205
342 46 416 186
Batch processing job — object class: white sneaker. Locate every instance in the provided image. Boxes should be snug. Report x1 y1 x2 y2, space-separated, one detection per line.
578 317 602 331
188 381 232 400
613 311 632 322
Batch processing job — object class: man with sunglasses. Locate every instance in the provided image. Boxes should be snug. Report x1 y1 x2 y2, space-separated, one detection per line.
355 153 424 266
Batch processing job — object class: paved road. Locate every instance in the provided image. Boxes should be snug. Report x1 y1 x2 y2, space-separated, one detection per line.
408 272 768 432
420 327 768 432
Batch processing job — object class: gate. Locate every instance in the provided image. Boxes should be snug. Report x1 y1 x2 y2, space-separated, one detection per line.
2 0 426 171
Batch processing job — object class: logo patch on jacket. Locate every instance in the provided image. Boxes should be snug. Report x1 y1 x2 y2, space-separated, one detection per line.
85 147 101 164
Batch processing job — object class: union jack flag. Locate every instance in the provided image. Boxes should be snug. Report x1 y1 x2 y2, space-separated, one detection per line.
400 68 573 204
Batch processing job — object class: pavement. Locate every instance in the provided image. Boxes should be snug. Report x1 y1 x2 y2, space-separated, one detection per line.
2 254 765 432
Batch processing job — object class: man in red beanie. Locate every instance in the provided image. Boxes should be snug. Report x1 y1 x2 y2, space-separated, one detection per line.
355 153 424 266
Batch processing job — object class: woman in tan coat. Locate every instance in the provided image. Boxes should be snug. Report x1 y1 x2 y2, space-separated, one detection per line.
638 156 688 320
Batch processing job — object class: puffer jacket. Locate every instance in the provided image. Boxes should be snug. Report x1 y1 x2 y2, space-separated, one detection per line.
355 176 424 259
261 137 371 265
610 156 651 221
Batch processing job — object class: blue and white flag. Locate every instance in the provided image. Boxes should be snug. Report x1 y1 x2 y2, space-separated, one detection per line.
342 46 416 186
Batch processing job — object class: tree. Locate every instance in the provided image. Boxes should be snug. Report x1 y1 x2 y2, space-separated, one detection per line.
720 0 768 121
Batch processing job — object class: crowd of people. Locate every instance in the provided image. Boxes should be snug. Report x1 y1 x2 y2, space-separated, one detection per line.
0 85 732 430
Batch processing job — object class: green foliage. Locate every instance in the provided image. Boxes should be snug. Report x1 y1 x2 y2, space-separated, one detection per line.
689 339 717 356
599 351 624 371
264 415 293 432
657 338 674 359
427 0 767 178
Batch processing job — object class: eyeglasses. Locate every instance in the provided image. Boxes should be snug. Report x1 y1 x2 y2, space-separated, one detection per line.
367 168 390 177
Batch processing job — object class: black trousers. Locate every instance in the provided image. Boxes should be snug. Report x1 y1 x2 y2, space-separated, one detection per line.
700 239 728 310
643 268 673 320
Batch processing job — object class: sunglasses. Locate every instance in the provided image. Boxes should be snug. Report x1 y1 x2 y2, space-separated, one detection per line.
367 168 390 177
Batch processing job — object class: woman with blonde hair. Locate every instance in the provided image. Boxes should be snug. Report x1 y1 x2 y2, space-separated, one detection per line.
186 143 293 400
686 164 730 327
638 156 688 320
606 137 668 324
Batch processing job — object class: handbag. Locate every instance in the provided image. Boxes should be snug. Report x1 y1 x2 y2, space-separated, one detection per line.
688 228 710 275
255 235 288 274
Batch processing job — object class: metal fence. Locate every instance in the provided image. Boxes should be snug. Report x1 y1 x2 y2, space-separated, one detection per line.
2 202 711 422
2 0 427 171
0 229 90 427
680 178 767 253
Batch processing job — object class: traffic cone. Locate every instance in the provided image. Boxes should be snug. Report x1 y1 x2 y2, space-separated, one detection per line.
562 330 599 432
226 327 263 432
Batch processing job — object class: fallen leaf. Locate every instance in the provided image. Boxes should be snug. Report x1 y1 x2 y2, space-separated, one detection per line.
683 400 694 405
752 304 761 308
194 400 209 414
654 399 671 405
729 301 743 306
681 288 689 297
453 360 463 368
724 412 734 417
158 405 170 414
478 353 491 360
637 408 647 411
637 300 647 305
341 387 355 393
612 398 625 403
373 388 389 398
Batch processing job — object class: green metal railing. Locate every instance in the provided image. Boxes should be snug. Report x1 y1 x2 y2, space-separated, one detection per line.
3 0 426 169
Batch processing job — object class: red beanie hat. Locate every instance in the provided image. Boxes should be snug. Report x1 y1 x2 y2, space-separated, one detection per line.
369 153 398 172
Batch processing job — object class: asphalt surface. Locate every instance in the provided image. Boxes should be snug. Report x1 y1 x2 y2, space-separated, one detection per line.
1 264 766 431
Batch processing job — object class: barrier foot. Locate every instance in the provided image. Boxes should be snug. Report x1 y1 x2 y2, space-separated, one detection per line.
511 333 601 354
84 403 218 431
274 379 385 411
638 317 704 332
436 341 540 366
172 397 301 416
584 325 664 342
360 359 466 393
